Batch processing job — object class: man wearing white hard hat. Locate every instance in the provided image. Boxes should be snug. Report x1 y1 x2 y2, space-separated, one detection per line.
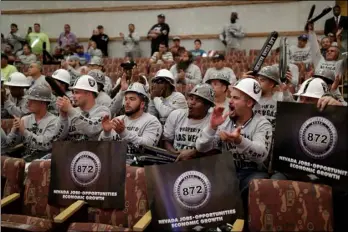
163 84 214 161
51 69 74 102
87 56 112 95
196 78 272 214
148 69 188 124
294 77 331 104
3 72 30 117
100 82 162 164
54 75 111 141
88 69 112 107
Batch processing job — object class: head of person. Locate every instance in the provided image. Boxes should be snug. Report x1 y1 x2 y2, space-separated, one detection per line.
152 69 175 95
325 46 339 61
4 44 13 54
294 78 329 104
90 40 97 49
34 23 40 33
173 37 181 47
313 69 335 86
212 54 225 70
66 55 80 68
64 24 71 33
321 37 331 50
23 44 32 55
87 56 103 71
187 84 215 119
194 39 202 50
230 12 238 23
1 53 8 68
128 23 135 33
157 14 165 24
88 69 105 92
297 34 308 48
92 29 99 36
333 5 341 17
97 25 104 34
4 72 30 98
28 62 42 77
51 69 71 93
205 73 230 98
158 42 168 53
71 75 98 108
10 23 18 33
75 44 84 55
177 50 193 71
124 82 149 117
54 46 63 55
26 84 52 114
229 78 262 121
257 65 280 95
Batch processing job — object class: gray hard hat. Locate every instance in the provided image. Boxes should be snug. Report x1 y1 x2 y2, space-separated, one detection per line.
87 69 105 86
313 69 335 84
205 73 230 85
259 65 280 84
27 84 52 102
188 83 215 106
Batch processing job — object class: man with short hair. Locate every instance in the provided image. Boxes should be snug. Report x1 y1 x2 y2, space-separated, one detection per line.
88 69 112 107
74 44 91 65
4 23 26 54
150 42 173 65
219 12 245 51
120 23 141 59
27 61 48 87
57 24 78 48
27 23 50 54
170 36 184 57
163 84 214 161
205 73 231 115
190 39 206 58
90 25 109 57
324 5 348 37
100 82 162 164
1 53 17 80
203 54 237 85
61 55 84 86
147 14 170 55
289 34 312 65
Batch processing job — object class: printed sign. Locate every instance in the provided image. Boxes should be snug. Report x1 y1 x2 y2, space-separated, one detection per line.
272 102 348 189
145 153 243 231
48 141 127 209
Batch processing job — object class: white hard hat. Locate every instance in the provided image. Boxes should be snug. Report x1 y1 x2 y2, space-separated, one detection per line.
52 69 71 85
153 69 175 87
125 82 149 100
72 75 99 93
4 72 31 87
232 78 262 102
294 78 329 99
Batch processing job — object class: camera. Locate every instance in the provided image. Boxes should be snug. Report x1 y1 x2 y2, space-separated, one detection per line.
120 60 136 70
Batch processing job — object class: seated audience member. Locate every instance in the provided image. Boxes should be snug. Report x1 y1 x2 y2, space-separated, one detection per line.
190 39 206 58
17 44 37 65
2 44 16 64
289 34 311 65
74 44 91 65
99 82 162 164
170 36 185 58
148 69 188 124
52 46 65 61
50 69 74 102
27 61 48 88
163 84 214 161
86 56 112 95
320 36 331 57
88 40 103 58
205 73 231 115
3 72 30 118
6 84 57 162
88 69 112 107
149 42 173 65
1 53 18 81
62 44 74 59
203 54 237 85
61 55 84 85
170 50 202 85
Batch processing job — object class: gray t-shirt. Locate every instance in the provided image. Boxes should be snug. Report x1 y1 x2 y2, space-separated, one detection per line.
170 63 202 85
4 95 29 118
96 91 112 107
289 45 311 64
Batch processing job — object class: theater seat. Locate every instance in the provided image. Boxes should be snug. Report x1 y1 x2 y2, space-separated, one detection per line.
248 179 333 232
1 156 25 197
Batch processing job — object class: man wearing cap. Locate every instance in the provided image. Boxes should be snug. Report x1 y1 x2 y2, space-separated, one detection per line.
149 42 174 65
163 84 214 161
90 25 109 57
87 56 112 95
88 69 112 107
74 44 91 65
147 14 170 55
148 69 188 124
100 82 162 164
51 69 74 102
205 73 231 115
219 12 245 51
289 34 312 65
170 36 185 57
6 84 58 161
1 53 18 81
3 72 30 118
203 54 237 86
196 78 272 211
54 75 111 142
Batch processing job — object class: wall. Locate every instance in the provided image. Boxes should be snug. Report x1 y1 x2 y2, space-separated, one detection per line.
1 0 335 57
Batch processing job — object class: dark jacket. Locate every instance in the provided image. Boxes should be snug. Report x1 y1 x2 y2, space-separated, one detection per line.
147 23 170 49
90 34 109 57
324 15 348 36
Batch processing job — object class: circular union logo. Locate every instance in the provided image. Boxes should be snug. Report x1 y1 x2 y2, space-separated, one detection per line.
298 117 338 159
173 171 211 211
70 151 101 187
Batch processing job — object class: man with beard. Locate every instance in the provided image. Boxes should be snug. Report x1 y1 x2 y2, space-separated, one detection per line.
50 69 74 102
148 69 188 124
53 75 110 142
147 14 170 56
88 69 112 107
99 82 162 164
196 78 272 217
219 12 245 52
5 84 57 161
163 84 214 161
205 73 231 115
203 54 237 86
170 50 202 85
3 72 30 118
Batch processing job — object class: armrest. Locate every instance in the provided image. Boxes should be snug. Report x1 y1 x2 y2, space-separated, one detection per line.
133 210 152 231
54 200 86 223
231 219 244 232
1 193 20 208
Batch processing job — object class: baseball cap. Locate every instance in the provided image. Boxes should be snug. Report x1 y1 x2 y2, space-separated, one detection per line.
173 36 180 41
212 53 225 60
158 14 165 18
298 34 308 40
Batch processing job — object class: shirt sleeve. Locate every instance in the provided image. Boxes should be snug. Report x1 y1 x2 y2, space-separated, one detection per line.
186 65 202 84
4 98 29 117
110 90 125 116
52 115 69 141
153 94 188 118
234 25 245 38
162 110 178 141
196 125 221 153
308 31 324 69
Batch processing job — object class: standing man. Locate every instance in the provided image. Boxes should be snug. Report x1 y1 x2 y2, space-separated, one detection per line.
120 23 141 59
27 23 50 54
90 25 109 57
324 5 348 37
219 12 245 52
4 23 27 54
147 14 170 56
57 24 78 48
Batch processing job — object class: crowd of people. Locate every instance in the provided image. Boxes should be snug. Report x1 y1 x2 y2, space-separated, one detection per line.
1 4 348 231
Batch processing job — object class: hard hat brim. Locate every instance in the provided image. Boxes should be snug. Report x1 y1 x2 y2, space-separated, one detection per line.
188 92 215 106
4 82 31 87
